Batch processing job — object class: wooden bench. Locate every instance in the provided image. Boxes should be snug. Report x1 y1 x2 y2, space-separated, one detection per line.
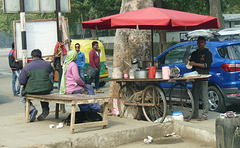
25 93 110 134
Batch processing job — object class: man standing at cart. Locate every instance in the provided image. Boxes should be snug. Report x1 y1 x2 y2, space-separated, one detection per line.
186 36 212 121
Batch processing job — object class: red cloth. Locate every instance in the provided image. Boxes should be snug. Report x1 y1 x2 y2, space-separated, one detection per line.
89 49 100 69
54 42 67 56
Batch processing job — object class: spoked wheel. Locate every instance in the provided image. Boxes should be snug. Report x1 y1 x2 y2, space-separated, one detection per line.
117 85 138 118
168 83 194 122
141 85 167 122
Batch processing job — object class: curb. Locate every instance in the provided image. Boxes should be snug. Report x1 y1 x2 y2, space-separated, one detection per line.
46 123 173 148
174 121 216 146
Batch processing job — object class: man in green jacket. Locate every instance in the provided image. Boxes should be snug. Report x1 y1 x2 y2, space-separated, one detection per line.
19 49 53 122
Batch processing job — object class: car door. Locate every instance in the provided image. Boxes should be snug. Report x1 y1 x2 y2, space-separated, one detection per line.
158 45 192 91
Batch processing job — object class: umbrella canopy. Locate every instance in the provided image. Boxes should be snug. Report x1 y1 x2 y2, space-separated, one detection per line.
82 6 220 65
82 6 220 30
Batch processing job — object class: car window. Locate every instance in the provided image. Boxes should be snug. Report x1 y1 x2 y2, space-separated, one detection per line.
218 45 240 60
163 46 188 64
188 45 210 60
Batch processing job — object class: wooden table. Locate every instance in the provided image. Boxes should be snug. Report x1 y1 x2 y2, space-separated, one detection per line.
25 93 110 134
105 75 211 83
105 75 211 122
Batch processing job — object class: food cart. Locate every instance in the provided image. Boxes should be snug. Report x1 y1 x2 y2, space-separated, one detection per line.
105 75 210 123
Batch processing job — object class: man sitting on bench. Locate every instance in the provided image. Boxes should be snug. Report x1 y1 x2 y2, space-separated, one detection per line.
19 49 53 122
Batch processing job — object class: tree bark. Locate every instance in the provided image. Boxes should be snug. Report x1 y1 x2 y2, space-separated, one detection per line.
155 0 167 54
89 15 98 40
209 0 225 29
109 0 154 99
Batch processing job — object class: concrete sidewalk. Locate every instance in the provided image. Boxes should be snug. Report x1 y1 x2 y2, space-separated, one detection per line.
0 68 218 148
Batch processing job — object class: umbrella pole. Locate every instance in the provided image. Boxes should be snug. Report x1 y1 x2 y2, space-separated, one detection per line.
151 27 154 66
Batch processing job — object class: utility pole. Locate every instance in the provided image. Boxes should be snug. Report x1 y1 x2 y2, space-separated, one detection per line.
20 0 27 66
56 0 62 42
55 0 63 92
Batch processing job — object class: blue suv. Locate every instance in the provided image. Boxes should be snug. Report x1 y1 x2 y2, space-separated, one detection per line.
155 38 240 112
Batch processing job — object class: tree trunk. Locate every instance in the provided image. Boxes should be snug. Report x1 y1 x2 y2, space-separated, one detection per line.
109 0 154 99
91 29 98 40
155 0 167 54
89 15 98 40
209 0 225 29
158 30 167 53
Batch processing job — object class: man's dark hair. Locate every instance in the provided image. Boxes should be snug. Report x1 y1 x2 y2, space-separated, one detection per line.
31 49 42 58
197 36 206 42
12 42 14 49
75 43 80 47
92 41 98 48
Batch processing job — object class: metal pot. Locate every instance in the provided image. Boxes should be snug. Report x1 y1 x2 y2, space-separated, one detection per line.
155 70 162 78
135 70 148 79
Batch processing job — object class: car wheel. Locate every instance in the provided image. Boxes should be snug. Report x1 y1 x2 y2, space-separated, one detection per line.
99 81 106 87
208 86 226 112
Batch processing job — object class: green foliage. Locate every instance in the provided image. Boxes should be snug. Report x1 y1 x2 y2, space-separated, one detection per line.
105 48 114 55
1 0 240 40
221 0 240 14
63 0 121 38
160 0 209 15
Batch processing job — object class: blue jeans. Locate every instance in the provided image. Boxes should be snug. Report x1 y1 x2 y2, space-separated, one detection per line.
78 67 85 83
12 70 21 95
19 93 36 112
19 92 49 113
72 88 100 112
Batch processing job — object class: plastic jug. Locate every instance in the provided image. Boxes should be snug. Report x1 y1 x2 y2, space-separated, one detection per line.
162 66 170 80
172 111 184 121
148 66 156 78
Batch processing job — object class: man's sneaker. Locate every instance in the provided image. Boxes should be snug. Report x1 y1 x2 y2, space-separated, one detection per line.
30 109 38 122
37 111 49 121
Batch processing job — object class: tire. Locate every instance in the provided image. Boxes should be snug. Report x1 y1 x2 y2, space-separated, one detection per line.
208 86 226 112
141 85 167 122
169 83 194 122
117 85 137 118
99 81 106 87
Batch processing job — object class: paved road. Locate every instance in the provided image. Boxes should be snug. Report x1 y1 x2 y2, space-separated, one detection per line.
0 48 12 78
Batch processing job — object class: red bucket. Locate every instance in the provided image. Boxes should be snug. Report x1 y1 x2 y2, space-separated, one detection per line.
148 66 156 78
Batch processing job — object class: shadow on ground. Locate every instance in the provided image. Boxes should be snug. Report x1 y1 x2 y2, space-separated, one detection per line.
0 94 13 104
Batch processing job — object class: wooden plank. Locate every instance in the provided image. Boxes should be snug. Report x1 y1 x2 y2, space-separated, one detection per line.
55 103 59 119
104 75 210 83
24 95 111 106
70 104 76 134
124 102 155 107
74 121 108 129
25 94 110 102
24 93 110 134
26 99 30 123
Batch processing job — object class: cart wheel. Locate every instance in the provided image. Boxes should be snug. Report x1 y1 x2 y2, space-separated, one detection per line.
117 85 138 118
141 85 167 122
168 83 194 122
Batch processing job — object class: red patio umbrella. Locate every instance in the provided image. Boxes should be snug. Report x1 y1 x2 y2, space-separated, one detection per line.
82 6 220 65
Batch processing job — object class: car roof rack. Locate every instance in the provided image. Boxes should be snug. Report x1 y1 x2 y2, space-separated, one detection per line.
186 29 216 41
187 28 240 41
